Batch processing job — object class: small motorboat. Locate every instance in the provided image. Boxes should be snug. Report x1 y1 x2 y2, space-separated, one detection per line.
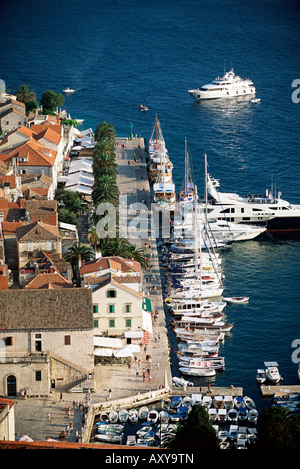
161 397 171 410
223 296 249 304
172 376 194 387
108 410 119 423
118 408 128 423
227 408 238 423
227 424 239 441
63 87 75 93
223 395 234 409
136 423 152 438
99 411 109 422
250 97 261 103
217 408 227 424
248 408 259 424
238 407 248 422
179 366 216 377
217 430 228 442
177 405 189 420
244 396 256 410
138 406 149 420
138 103 148 111
147 409 159 424
159 410 169 423
208 408 218 422
128 409 139 423
202 395 212 409
256 369 266 384
234 396 245 409
170 396 183 409
264 361 282 384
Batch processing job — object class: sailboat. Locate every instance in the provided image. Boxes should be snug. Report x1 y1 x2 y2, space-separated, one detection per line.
151 115 176 208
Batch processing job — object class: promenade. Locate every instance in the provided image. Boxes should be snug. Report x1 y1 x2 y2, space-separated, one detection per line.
13 136 173 443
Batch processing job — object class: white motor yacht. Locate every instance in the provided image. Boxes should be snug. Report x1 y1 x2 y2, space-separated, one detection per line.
264 362 282 384
203 171 300 238
188 69 256 101
63 87 75 93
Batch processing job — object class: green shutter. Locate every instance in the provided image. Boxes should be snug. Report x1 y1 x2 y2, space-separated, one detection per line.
93 305 98 313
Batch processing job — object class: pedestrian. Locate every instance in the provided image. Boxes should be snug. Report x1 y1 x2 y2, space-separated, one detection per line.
48 412 51 422
149 374 152 383
157 362 160 370
60 392 63 401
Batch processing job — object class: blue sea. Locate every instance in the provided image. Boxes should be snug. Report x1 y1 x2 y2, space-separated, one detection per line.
1 0 300 411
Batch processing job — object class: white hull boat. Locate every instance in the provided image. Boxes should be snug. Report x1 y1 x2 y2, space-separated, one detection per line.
188 69 256 101
179 366 216 377
223 296 249 304
265 362 282 384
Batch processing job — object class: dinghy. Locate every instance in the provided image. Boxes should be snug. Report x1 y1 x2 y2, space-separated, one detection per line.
248 408 259 424
128 409 139 423
147 409 159 424
108 410 118 423
223 296 249 304
118 408 128 423
227 408 238 423
138 406 149 420
256 369 266 384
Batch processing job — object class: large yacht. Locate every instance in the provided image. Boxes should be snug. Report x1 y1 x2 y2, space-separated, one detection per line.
188 69 256 101
203 173 300 238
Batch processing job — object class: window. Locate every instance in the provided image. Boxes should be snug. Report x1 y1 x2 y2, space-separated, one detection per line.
107 290 117 298
126 319 132 328
5 336 13 346
109 304 115 313
94 319 99 328
64 335 71 345
93 305 98 313
35 333 42 352
27 242 34 251
109 319 115 328
35 370 42 381
47 241 54 251
125 304 132 313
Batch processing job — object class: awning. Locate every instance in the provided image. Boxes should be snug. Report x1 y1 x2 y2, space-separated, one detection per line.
94 337 122 349
142 297 152 313
142 311 153 334
125 331 143 339
94 348 113 357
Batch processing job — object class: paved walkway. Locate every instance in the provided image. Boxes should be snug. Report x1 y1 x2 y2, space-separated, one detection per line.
14 137 173 443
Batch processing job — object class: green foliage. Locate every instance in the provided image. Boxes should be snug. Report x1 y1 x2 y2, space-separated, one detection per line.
41 89 64 113
254 405 300 450
58 207 78 226
15 84 36 103
55 188 82 215
166 404 220 450
25 99 38 115
61 118 78 127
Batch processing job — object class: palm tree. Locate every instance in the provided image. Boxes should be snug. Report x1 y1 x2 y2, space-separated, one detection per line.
254 405 300 449
94 121 116 142
92 179 119 207
128 245 149 270
15 84 36 103
87 227 101 256
64 242 94 284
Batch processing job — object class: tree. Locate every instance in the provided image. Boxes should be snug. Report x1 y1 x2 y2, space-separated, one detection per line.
41 89 64 113
24 99 38 115
55 188 82 215
15 84 36 103
64 242 94 283
254 405 300 450
166 404 220 450
94 121 116 142
58 207 78 226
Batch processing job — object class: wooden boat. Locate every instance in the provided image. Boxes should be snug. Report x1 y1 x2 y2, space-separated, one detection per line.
213 396 224 409
223 296 249 304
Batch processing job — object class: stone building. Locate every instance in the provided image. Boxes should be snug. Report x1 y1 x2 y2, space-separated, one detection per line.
0 288 94 397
